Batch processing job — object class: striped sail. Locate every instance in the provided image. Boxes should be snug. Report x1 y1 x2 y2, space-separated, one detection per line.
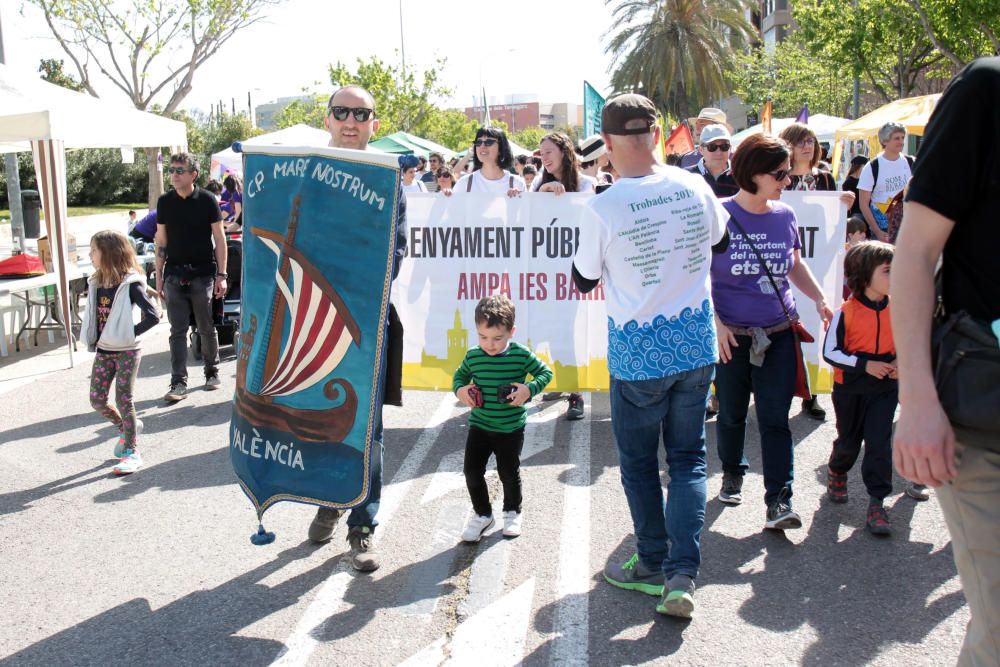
258 237 355 397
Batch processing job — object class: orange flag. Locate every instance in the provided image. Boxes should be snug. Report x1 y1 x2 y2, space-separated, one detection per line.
664 124 694 155
761 100 773 134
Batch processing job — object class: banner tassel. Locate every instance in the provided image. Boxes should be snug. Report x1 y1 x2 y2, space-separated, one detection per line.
250 522 276 545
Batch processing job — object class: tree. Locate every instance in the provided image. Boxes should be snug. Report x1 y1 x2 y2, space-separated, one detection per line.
276 93 329 130
730 40 854 119
794 0 947 104
511 127 546 152
29 0 282 207
603 0 755 119
38 58 83 91
911 0 1000 68
328 55 452 140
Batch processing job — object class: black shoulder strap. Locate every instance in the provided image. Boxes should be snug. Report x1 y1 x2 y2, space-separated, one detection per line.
869 157 879 188
905 154 915 170
466 173 473 192
509 175 514 188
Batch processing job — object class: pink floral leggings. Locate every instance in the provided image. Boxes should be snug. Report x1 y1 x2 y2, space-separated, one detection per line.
89 350 142 449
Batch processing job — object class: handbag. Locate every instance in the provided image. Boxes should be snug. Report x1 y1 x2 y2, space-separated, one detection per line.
725 210 814 400
932 295 1000 452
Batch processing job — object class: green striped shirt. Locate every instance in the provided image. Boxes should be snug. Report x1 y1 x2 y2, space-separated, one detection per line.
452 341 553 433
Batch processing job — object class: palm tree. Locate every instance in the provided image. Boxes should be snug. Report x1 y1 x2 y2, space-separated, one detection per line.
604 0 755 120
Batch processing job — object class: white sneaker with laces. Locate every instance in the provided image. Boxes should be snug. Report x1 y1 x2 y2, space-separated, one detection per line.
502 511 523 538
113 449 143 476
461 514 495 543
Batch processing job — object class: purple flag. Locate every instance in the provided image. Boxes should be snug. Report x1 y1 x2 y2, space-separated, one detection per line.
796 103 809 124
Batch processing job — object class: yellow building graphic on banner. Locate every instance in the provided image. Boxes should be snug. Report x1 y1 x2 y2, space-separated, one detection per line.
402 309 610 392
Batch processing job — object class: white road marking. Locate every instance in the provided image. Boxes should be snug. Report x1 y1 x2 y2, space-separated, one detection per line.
270 394 459 667
550 394 591 666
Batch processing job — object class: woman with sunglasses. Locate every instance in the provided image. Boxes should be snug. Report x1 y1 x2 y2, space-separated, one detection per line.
435 167 456 192
448 127 524 197
778 122 855 420
532 132 597 195
711 133 833 531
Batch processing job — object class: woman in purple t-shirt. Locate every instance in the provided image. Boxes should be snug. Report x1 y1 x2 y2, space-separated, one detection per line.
710 133 833 531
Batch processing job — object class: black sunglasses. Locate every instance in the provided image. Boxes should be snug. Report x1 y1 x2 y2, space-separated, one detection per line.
328 106 375 122
474 139 498 147
704 142 731 152
167 167 193 174
767 169 790 181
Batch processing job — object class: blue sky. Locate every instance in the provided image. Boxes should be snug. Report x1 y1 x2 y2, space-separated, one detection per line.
3 0 616 114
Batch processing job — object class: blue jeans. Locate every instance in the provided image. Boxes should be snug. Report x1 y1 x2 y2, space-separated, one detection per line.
715 328 796 505
347 415 382 531
610 364 713 580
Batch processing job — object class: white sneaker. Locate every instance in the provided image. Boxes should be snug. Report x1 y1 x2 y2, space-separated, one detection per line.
113 449 143 476
461 514 495 543
502 511 523 538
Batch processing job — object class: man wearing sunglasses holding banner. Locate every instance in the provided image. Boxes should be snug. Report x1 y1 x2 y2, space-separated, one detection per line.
305 85 408 573
155 153 226 403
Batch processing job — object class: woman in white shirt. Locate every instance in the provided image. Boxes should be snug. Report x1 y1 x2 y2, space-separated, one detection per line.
449 127 525 197
532 131 593 421
533 132 598 195
401 161 427 194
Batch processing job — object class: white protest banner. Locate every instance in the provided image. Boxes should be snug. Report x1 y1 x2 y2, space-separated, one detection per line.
779 190 848 394
393 190 846 394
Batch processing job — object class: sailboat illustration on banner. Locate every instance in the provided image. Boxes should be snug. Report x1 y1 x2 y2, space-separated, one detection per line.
234 194 361 442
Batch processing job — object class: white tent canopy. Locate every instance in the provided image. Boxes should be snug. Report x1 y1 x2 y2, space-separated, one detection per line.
0 63 187 367
0 63 187 153
210 124 331 179
731 113 851 146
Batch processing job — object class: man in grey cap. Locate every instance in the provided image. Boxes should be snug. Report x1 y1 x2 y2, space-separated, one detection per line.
685 124 739 198
679 107 733 169
572 93 730 619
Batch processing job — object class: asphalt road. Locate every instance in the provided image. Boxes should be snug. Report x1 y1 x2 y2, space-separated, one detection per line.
0 324 968 666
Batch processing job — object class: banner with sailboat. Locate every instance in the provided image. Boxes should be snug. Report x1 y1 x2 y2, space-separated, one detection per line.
231 145 401 521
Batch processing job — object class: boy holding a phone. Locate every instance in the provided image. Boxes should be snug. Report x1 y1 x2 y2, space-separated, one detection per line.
453 294 553 542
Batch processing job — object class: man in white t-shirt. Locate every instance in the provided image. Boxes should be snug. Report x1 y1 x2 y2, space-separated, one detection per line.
857 121 913 242
573 93 729 620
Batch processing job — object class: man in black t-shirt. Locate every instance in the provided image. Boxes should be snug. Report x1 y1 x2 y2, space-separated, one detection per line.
892 57 1000 666
154 153 226 403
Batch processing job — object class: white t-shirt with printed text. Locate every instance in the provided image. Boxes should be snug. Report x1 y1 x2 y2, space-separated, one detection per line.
454 170 526 195
857 154 912 207
574 167 728 381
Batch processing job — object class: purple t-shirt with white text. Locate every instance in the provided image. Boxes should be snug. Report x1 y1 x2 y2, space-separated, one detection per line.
710 199 800 328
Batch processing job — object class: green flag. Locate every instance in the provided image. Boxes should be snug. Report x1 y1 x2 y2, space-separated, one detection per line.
583 81 605 137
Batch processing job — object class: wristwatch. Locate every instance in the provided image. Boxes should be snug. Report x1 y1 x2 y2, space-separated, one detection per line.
216 273 228 278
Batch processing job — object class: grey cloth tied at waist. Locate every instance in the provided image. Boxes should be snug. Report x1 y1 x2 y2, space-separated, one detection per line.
723 319 794 367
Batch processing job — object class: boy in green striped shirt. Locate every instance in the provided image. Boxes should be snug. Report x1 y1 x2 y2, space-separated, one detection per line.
453 295 553 542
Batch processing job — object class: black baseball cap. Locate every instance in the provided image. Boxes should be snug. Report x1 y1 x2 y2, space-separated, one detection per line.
602 94 657 135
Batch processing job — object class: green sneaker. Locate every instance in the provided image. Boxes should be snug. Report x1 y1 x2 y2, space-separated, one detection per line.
603 553 664 597
657 575 696 618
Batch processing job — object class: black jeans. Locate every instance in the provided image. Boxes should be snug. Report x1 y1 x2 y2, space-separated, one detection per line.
715 328 796 505
463 425 525 517
829 388 898 500
164 273 219 385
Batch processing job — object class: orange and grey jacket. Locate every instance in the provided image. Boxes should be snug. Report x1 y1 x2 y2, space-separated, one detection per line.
822 294 897 394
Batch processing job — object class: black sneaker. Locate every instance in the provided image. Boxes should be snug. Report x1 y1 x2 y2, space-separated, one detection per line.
827 468 848 503
718 472 743 505
765 489 802 530
802 396 826 420
566 394 585 421
866 501 891 536
164 383 187 402
204 374 221 390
